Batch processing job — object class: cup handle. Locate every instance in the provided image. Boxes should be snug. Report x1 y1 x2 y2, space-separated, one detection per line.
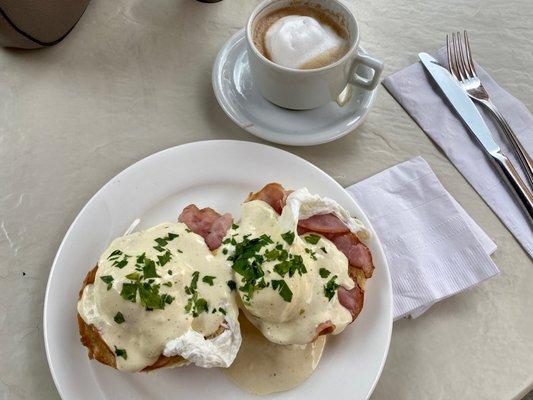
348 52 384 90
336 52 384 107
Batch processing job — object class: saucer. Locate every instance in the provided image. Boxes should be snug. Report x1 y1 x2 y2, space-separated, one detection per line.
212 29 379 146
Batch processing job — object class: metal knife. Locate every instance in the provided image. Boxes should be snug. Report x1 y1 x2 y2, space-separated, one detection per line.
418 52 533 222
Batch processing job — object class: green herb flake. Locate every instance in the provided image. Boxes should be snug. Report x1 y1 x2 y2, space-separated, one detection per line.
162 282 172 287
218 307 227 315
227 280 237 291
185 228 192 233
153 245 166 252
305 247 318 261
281 231 295 245
100 275 114 290
125 272 141 281
142 258 159 279
120 282 138 303
202 275 216 286
319 268 331 279
167 269 173 275
304 234 321 245
157 250 172 267
271 279 293 302
107 249 123 260
321 247 328 254
324 275 340 301
154 238 168 247
114 346 127 360
114 312 125 324
231 223 239 230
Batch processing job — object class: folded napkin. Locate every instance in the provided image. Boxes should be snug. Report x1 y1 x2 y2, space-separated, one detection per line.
383 47 533 258
346 156 499 320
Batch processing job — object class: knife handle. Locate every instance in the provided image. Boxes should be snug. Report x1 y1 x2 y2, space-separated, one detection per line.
492 151 533 222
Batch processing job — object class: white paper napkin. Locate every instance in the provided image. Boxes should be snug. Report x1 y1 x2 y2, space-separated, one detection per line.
346 156 499 320
382 47 533 257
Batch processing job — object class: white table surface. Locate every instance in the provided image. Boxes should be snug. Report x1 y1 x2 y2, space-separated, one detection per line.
0 0 532 399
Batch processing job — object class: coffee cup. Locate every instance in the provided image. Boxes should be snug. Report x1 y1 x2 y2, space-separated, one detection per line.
246 0 383 110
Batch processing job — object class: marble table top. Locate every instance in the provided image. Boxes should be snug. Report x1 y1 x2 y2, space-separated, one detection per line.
0 0 531 398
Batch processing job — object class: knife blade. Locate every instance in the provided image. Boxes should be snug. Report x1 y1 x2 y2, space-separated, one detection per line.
418 52 533 221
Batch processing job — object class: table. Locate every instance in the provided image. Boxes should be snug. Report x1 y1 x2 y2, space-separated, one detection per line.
0 0 531 398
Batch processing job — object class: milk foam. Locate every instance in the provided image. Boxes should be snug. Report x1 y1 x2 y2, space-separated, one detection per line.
265 15 346 69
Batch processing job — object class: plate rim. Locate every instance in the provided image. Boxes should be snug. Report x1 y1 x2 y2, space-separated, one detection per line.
211 29 379 147
43 140 392 399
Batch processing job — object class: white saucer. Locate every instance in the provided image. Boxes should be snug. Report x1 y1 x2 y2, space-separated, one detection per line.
212 29 379 146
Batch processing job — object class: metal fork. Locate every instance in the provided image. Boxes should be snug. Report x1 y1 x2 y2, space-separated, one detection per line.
447 31 533 189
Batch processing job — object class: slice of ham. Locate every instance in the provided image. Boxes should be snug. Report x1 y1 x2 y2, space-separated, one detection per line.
246 183 289 214
329 233 374 279
247 183 373 325
298 213 350 234
315 321 336 339
178 204 232 250
337 284 364 320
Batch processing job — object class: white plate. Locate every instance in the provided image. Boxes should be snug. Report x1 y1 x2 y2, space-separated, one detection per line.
44 140 392 400
212 29 379 147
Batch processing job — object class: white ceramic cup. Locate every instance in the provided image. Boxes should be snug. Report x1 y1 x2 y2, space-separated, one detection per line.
246 0 384 110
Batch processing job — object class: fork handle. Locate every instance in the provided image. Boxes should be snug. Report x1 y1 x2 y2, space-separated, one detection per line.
479 98 533 189
492 151 533 222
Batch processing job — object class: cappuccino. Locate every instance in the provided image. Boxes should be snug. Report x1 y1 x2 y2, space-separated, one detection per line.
252 5 349 70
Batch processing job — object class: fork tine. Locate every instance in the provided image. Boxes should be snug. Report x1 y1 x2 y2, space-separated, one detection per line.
451 32 461 80
446 34 455 75
454 32 469 80
463 30 477 76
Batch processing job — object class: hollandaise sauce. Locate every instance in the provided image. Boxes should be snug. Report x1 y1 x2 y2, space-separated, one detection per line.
77 222 238 372
222 315 326 395
222 200 354 345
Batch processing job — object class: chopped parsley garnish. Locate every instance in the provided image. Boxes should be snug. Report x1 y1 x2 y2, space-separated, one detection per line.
218 307 227 315
142 258 159 278
281 231 295 245
185 294 208 317
264 249 280 261
167 269 173 275
324 275 340 301
273 255 307 278
271 279 293 302
138 282 172 310
305 247 318 261
114 346 127 360
153 233 179 250
185 228 191 233
114 312 125 324
304 234 321 244
162 282 172 287
222 248 228 255
157 250 172 266
185 271 200 295
100 275 114 290
227 280 237 291
231 223 239 230
112 254 131 269
155 238 167 247
184 272 208 317
136 253 146 264
321 246 328 254
202 275 216 286
228 234 273 302
120 282 138 302
319 268 331 278
108 250 123 260
125 272 141 281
